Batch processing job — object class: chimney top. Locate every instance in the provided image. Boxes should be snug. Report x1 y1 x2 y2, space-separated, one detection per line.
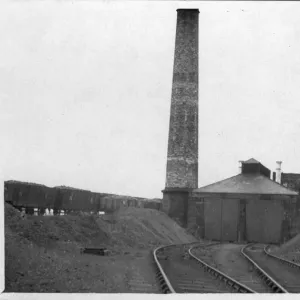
177 9 200 13
276 161 282 170
275 161 282 184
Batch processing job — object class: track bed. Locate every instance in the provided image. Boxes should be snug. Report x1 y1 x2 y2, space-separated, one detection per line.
158 245 232 293
191 243 272 293
244 244 300 293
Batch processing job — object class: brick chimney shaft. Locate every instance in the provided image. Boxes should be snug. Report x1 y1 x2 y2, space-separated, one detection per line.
165 9 199 189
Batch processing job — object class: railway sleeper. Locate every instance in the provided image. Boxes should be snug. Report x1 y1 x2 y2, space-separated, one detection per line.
190 246 255 294
242 245 288 293
158 277 166 285
161 284 169 293
265 278 271 285
227 280 233 287
264 246 300 270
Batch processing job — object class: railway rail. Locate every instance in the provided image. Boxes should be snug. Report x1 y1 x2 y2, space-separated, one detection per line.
265 245 300 270
153 241 300 294
153 242 255 293
191 243 274 293
242 244 300 293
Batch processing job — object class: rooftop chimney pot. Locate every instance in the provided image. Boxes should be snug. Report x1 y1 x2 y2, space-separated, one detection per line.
276 161 282 184
238 160 244 174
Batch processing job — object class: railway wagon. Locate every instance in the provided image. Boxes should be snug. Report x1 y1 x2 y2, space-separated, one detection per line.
47 188 98 214
115 199 122 210
66 189 96 212
96 194 106 211
137 199 144 208
144 200 161 210
5 181 48 209
4 181 163 214
44 187 57 209
128 199 137 207
104 197 113 212
92 193 102 212
5 181 29 207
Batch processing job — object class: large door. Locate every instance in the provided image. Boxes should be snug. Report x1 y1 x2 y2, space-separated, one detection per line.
222 199 239 242
246 199 283 243
263 200 283 244
204 198 222 240
246 200 265 242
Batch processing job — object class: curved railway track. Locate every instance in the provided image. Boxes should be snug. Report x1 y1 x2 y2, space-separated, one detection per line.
265 245 300 270
242 244 300 293
191 243 274 293
153 241 300 294
153 242 255 293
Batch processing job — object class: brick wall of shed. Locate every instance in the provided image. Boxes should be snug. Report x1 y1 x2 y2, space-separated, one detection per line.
162 190 189 228
187 195 205 238
281 173 300 194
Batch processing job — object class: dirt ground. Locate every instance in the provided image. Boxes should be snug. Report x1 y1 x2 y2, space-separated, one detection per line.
5 203 196 292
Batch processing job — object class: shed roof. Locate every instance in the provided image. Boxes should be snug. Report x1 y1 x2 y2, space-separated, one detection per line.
194 173 298 195
243 158 260 164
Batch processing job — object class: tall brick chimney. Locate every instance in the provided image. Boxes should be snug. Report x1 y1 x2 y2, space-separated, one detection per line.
162 9 199 227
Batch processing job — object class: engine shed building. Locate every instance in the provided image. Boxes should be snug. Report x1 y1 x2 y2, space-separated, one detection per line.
187 158 299 244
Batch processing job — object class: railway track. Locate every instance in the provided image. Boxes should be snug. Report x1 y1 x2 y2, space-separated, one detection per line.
153 242 255 293
242 244 300 293
265 245 300 270
191 243 275 293
153 241 300 294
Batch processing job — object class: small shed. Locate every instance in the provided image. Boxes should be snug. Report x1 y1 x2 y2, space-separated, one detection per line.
188 158 299 244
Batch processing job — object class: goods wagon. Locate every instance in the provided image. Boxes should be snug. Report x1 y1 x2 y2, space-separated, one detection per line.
137 200 143 208
68 189 95 212
5 182 47 208
104 197 113 212
144 200 161 210
4 181 162 214
45 187 56 208
27 185 47 208
97 194 106 210
115 199 121 210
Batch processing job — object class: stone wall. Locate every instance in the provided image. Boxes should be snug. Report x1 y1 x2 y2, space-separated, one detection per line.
281 173 300 193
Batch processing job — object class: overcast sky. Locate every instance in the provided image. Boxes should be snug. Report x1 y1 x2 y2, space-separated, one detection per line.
1 0 300 198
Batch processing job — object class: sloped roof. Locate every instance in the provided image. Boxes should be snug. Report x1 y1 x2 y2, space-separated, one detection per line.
243 158 260 164
194 173 298 195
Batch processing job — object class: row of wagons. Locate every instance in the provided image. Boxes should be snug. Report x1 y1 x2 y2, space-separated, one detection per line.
4 181 162 213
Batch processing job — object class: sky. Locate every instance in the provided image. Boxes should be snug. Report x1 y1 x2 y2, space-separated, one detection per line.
1 0 300 198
